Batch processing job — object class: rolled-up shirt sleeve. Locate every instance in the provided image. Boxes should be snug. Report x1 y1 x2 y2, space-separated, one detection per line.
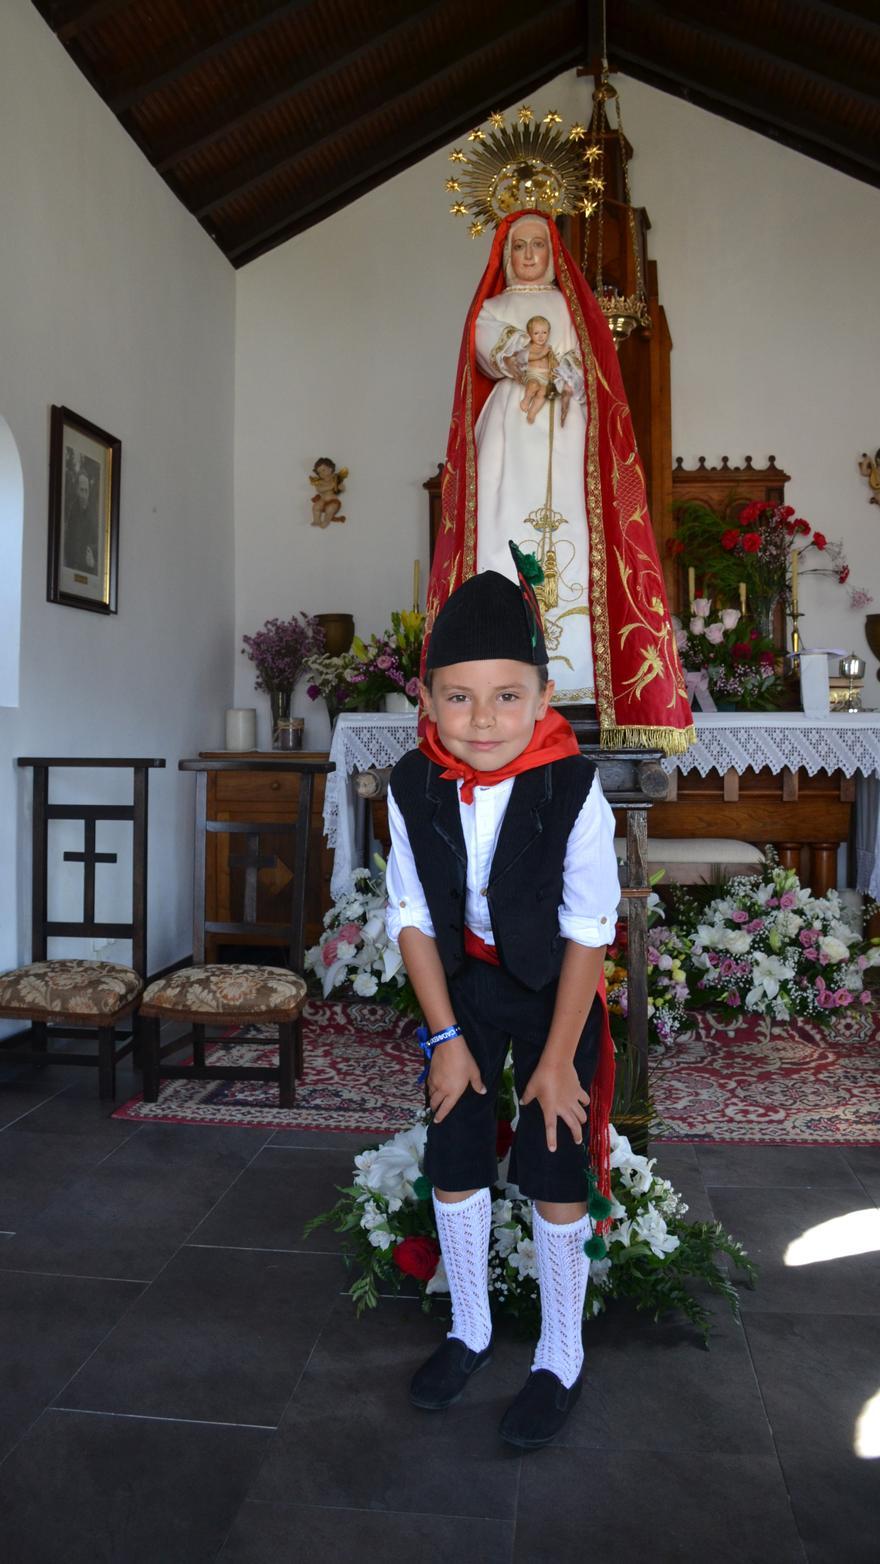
384 785 436 944
558 772 620 947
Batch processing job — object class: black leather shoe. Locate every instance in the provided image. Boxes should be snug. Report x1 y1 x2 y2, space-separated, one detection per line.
499 1368 583 1448
409 1336 493 1410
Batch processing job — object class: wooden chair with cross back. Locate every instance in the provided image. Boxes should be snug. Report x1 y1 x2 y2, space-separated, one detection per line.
0 757 165 1099
140 756 334 1108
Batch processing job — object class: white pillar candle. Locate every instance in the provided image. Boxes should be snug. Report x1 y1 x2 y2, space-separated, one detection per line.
225 707 257 751
799 653 830 716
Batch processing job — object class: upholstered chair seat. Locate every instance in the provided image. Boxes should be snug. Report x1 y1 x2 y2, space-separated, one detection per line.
0 959 142 1023
140 963 307 1023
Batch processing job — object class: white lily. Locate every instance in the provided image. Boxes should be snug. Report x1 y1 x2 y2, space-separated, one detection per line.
747 951 794 1001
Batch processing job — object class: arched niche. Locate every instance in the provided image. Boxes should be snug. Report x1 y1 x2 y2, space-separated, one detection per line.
0 417 23 707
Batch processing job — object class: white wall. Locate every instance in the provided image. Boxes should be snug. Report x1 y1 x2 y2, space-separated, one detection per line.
235 69 880 750
0 4 235 974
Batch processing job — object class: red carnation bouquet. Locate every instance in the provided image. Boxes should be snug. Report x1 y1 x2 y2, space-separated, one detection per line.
671 498 865 631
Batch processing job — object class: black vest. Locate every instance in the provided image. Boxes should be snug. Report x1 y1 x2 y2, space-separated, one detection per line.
390 749 596 992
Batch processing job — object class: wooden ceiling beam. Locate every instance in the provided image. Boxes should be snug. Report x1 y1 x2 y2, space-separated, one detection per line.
191 0 570 216
154 0 452 173
626 0 879 104
107 0 317 114
613 46 880 186
791 0 880 36
223 41 582 264
47 0 133 42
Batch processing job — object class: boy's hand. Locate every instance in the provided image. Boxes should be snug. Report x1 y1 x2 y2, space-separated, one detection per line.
520 1058 590 1152
428 1036 486 1124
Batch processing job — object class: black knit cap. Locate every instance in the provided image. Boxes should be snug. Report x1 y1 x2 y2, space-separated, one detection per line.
425 542 547 670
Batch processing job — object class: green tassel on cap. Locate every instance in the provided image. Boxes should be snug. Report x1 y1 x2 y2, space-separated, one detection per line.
510 542 544 586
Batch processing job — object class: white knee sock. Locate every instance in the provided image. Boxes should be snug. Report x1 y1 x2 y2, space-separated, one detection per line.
432 1187 492 1353
531 1206 591 1388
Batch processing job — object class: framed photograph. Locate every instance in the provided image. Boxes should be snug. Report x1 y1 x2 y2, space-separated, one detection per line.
47 405 120 614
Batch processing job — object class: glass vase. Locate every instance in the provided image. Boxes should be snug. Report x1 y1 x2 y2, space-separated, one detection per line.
751 595 778 642
268 688 293 748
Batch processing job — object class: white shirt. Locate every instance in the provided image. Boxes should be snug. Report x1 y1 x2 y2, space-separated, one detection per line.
385 771 619 949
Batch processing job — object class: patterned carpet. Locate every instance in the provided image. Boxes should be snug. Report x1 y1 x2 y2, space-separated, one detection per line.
114 999 880 1145
650 1006 880 1144
113 999 423 1134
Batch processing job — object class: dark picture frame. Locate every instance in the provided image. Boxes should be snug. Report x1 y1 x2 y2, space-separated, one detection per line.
47 405 120 614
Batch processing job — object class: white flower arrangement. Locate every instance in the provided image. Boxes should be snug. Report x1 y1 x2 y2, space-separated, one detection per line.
304 865 417 1012
307 1119 755 1341
676 864 880 1022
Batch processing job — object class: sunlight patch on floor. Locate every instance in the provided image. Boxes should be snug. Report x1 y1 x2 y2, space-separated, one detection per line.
854 1389 880 1459
783 1208 880 1266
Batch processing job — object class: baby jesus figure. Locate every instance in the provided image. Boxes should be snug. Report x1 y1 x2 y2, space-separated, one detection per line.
518 316 573 427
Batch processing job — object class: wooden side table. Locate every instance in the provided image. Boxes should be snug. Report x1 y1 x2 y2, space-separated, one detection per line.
199 752 334 959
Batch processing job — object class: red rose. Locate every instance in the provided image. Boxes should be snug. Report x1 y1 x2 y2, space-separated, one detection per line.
739 501 763 525
813 531 827 550
496 1120 515 1159
760 651 776 669
732 641 753 660
780 505 795 519
797 519 810 535
784 520 798 535
393 1235 441 1281
839 566 850 584
721 529 740 550
742 533 761 552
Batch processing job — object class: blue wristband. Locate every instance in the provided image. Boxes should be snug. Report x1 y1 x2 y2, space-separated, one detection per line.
416 1023 462 1083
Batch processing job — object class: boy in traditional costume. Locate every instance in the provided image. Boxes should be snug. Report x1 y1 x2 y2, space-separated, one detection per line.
385 547 619 1448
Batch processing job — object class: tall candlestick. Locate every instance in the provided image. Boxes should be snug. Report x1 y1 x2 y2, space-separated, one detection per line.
738 581 747 615
412 558 420 613
687 566 695 611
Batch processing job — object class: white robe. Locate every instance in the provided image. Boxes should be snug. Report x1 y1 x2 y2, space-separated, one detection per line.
474 283 594 702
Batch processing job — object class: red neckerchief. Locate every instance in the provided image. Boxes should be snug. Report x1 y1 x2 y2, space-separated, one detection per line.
419 709 580 805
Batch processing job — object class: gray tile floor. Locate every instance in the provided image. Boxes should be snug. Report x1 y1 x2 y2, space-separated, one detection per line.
0 1056 878 1563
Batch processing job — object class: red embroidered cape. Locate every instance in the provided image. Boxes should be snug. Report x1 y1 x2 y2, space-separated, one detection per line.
424 211 695 755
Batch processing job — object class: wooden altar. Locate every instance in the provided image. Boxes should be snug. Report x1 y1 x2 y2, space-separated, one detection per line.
639 765 853 896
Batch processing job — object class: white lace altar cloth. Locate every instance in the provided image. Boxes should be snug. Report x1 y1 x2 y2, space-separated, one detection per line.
325 711 880 900
662 711 880 783
325 714 418 898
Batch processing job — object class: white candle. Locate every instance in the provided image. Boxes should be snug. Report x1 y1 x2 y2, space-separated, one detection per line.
225 707 257 751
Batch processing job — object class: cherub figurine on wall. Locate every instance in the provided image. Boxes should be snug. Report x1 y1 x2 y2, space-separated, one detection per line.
309 457 348 527
858 449 880 506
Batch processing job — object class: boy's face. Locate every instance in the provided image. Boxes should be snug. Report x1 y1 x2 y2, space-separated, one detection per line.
529 321 549 346
421 659 555 771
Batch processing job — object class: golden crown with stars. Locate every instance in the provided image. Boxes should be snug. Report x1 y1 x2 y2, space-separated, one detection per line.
445 105 603 236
